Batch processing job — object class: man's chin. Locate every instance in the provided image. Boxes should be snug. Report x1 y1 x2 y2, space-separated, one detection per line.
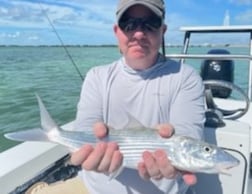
129 49 148 58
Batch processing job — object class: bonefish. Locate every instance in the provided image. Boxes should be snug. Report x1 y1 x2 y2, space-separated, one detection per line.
4 94 239 177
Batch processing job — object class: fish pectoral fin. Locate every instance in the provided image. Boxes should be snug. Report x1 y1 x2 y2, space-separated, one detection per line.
108 166 124 180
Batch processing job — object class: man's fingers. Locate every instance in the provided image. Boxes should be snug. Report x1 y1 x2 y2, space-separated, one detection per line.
94 122 108 138
108 150 123 173
156 124 175 138
82 142 107 170
137 162 150 180
154 150 177 179
97 142 119 172
182 172 197 186
70 144 93 165
142 151 161 178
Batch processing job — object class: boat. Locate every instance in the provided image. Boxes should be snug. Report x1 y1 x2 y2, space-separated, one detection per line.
166 25 252 194
0 25 251 194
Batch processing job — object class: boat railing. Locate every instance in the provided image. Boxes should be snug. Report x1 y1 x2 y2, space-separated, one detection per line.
166 54 252 60
171 25 252 100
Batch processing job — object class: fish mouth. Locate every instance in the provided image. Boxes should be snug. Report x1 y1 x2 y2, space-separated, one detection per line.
216 160 240 175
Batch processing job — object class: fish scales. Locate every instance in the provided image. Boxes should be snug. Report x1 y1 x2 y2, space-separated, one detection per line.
4 94 240 175
45 127 239 173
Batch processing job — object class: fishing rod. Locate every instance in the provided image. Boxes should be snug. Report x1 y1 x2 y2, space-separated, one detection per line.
39 3 84 81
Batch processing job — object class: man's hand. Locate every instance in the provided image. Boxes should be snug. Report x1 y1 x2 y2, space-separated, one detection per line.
70 122 123 174
137 124 197 186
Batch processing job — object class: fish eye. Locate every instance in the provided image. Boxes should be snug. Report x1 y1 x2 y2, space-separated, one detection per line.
203 146 212 153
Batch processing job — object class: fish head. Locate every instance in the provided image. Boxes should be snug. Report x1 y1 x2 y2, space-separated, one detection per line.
206 145 240 174
172 136 240 174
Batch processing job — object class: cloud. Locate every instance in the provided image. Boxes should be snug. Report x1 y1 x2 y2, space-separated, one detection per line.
28 35 39 40
0 0 116 29
0 0 118 45
229 0 252 4
235 9 252 24
0 1 44 28
0 31 20 38
1 0 252 45
165 13 195 45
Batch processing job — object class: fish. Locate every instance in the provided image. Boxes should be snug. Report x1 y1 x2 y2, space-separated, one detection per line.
4 94 240 177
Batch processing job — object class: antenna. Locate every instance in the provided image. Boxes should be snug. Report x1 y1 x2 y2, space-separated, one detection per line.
39 3 84 81
223 10 230 26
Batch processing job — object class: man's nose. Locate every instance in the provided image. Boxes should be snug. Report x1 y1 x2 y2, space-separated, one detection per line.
132 28 146 39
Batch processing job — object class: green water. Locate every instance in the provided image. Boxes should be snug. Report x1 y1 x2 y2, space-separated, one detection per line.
0 46 121 151
0 46 250 152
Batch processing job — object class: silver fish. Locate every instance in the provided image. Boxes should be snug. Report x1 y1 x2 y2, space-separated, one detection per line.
4 94 239 176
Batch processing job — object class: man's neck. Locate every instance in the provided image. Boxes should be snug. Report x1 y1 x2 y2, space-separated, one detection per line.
125 54 159 70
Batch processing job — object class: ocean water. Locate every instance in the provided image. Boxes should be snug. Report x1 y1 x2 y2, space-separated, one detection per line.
0 46 121 151
0 46 250 152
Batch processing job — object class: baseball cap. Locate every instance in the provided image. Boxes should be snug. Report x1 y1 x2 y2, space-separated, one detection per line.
116 0 165 22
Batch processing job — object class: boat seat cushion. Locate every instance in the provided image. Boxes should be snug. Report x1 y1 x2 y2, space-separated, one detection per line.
25 177 89 194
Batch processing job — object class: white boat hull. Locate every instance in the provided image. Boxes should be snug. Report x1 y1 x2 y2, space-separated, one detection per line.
0 142 69 194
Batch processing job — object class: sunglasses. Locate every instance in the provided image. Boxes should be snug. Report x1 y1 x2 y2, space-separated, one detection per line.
119 16 162 32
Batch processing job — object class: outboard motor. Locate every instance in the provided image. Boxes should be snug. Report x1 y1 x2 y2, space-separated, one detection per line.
200 49 234 98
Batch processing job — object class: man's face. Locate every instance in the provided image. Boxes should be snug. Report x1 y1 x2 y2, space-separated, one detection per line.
114 5 166 67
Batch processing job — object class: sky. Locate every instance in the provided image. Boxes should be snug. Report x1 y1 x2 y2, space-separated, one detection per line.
0 0 252 46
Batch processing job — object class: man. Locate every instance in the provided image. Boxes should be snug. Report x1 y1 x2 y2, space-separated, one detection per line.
71 0 205 193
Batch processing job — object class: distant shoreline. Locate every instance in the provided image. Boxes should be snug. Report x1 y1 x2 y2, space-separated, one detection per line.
0 45 118 48
0 44 250 48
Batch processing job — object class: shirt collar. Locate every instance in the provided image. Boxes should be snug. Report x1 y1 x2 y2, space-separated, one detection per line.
121 53 166 77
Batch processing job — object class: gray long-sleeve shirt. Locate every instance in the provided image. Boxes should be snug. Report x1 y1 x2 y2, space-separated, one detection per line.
75 55 205 194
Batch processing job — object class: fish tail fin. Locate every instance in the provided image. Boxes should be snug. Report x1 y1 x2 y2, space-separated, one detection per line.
36 93 60 132
4 94 60 143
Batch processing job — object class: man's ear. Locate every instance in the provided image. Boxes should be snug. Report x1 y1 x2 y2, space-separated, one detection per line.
113 24 119 34
113 25 122 54
162 24 167 34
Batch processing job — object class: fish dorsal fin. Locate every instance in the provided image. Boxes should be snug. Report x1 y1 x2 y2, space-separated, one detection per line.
124 112 146 130
36 94 60 132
